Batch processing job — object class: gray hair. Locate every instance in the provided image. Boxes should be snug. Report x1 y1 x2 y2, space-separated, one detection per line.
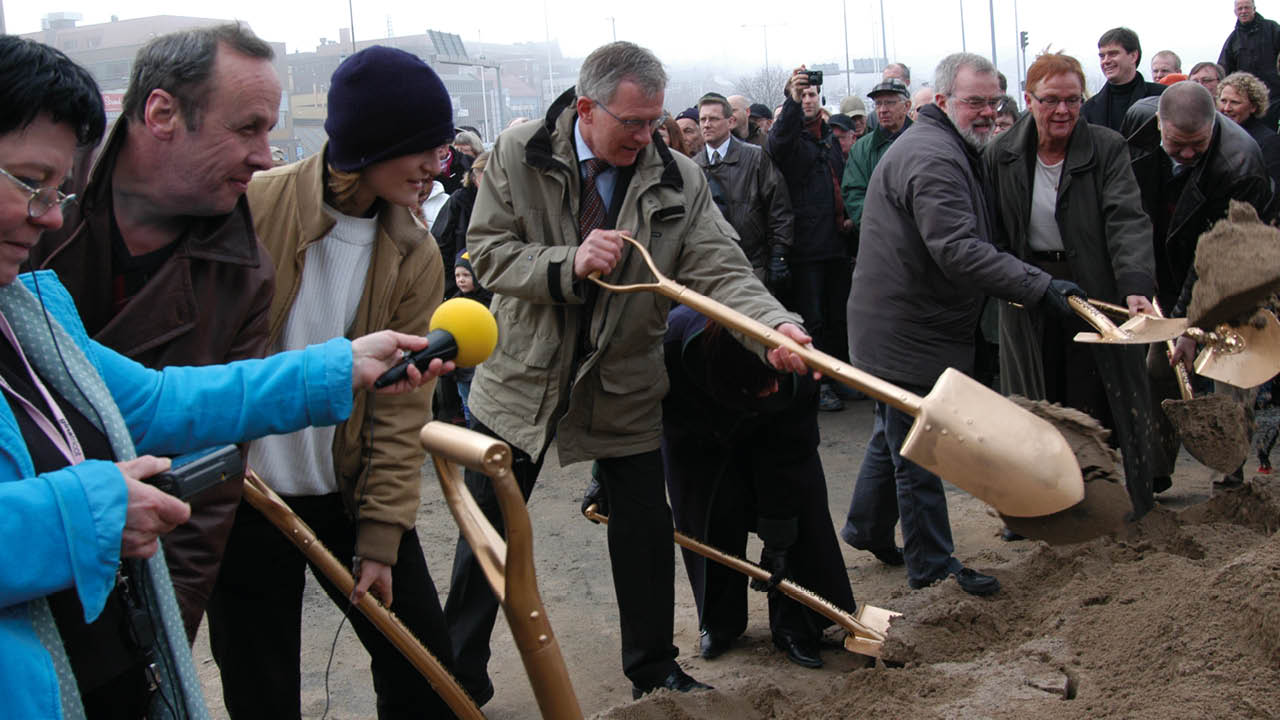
934 53 996 97
577 41 667 105
884 62 911 85
122 22 273 131
453 130 484 156
1152 49 1182 72
1158 80 1217 132
1189 61 1225 81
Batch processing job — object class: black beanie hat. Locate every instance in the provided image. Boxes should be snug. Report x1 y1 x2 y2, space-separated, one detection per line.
325 46 455 172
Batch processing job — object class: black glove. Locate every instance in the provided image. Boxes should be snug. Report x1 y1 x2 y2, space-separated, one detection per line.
580 463 608 523
750 545 789 593
765 246 792 295
1039 278 1087 318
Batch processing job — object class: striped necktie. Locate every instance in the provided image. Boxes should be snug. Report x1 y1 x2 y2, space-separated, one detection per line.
579 158 610 240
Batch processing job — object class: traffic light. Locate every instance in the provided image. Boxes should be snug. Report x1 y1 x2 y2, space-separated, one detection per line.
1020 31 1029 50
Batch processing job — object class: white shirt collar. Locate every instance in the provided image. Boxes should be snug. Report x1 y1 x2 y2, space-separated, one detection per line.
574 116 597 163
706 135 732 162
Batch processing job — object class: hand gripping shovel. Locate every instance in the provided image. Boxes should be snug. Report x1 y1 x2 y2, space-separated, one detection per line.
593 235 1083 518
581 504 899 659
241 470 484 720
419 421 584 720
1087 298 1280 388
1070 296 1188 344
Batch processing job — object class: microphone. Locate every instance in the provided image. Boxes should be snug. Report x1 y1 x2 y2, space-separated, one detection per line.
373 297 499 389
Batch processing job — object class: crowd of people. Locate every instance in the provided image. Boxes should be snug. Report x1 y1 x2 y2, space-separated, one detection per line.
3 1 1279 717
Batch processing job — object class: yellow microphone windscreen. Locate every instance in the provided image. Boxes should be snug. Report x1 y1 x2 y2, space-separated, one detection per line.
429 297 498 367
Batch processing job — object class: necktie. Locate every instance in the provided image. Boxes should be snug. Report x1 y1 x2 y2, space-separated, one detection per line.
579 158 609 240
711 150 721 165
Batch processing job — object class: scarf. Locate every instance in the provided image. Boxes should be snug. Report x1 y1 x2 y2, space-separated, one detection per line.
0 277 209 720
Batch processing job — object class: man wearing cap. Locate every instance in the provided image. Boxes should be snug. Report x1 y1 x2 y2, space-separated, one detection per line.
749 102 776 136
696 92 794 292
676 106 705 156
729 94 765 144
207 45 459 718
828 114 858 159
32 24 279 648
841 78 913 237
446 41 810 703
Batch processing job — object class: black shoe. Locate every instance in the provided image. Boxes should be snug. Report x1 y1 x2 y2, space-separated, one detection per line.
773 632 823 669
1152 475 1172 494
870 545 905 566
631 668 712 700
699 629 733 660
953 567 1000 596
467 678 495 707
817 385 845 412
999 527 1026 542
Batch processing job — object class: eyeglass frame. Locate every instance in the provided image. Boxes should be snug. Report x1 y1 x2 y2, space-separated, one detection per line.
948 95 1006 110
1027 92 1085 109
0 167 75 219
871 95 906 108
589 98 666 132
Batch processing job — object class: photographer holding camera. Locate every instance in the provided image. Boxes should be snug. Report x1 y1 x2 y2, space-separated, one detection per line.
767 66 855 412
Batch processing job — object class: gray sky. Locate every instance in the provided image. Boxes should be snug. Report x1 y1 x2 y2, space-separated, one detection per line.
8 0 1239 94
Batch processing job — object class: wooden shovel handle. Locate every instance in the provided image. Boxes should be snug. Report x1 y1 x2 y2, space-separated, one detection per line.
241 470 484 720
590 235 924 415
582 504 886 644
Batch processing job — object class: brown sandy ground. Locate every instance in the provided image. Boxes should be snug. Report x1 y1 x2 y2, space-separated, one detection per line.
193 400 1278 719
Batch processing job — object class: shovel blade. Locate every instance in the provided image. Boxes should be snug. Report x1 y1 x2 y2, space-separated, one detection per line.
1074 315 1188 345
901 369 1084 517
1195 310 1280 388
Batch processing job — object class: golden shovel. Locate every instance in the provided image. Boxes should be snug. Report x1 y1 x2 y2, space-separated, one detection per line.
593 235 1083 518
582 504 898 658
240 470 484 720
1070 296 1188 344
419 421 584 720
1088 298 1280 388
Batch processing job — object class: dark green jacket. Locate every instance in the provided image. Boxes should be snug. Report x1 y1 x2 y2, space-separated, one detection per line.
840 118 910 228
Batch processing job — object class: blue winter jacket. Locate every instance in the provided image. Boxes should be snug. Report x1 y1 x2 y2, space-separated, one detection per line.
0 271 354 719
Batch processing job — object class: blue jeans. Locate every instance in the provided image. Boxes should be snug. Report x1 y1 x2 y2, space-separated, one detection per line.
458 380 472 426
841 396 962 586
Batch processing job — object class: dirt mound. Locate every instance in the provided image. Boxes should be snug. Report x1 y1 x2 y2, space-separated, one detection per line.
597 479 1280 720
1189 200 1280 329
1162 394 1252 473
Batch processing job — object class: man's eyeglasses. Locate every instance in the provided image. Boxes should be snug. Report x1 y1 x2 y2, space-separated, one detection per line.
591 99 665 132
872 97 904 108
1028 93 1084 109
0 167 75 219
950 95 1005 110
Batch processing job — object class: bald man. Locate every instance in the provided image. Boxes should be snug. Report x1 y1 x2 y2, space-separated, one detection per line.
728 94 764 145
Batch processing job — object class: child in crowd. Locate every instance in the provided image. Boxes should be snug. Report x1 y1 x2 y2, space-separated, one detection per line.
1255 380 1279 474
450 252 492 426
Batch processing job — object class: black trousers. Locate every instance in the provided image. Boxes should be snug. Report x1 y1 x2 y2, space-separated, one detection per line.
788 258 852 366
444 420 680 696
207 494 457 720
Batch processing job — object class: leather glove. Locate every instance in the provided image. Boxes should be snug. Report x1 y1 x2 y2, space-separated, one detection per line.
765 246 792 295
580 463 608 523
1039 278 1087 318
749 545 789 593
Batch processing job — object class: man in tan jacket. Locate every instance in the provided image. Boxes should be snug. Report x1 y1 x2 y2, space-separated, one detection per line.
444 41 810 704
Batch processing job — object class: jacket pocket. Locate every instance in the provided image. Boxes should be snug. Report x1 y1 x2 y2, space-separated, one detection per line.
590 351 668 436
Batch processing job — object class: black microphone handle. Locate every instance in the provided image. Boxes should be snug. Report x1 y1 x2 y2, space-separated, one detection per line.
372 328 458 388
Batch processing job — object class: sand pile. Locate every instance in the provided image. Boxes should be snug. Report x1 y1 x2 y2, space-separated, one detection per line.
1188 200 1280 329
1162 394 1252 473
597 478 1280 720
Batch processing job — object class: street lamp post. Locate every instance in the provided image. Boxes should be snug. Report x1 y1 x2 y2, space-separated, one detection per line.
988 0 998 67
960 0 967 52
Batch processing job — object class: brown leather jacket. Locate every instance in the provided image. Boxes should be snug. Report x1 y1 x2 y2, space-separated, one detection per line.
31 119 276 640
246 150 442 565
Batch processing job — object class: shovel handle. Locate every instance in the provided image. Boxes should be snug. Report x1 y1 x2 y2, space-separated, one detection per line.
581 504 886 644
1070 296 1131 340
241 470 485 720
591 235 924 415
1151 299 1195 402
1087 298 1132 318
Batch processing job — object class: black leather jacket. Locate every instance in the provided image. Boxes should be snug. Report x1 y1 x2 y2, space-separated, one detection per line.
766 96 849 262
694 136 793 273
1124 97 1276 313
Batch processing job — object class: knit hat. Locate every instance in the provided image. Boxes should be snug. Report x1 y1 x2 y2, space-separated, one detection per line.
325 46 455 172
456 250 474 278
828 113 855 131
676 106 700 122
749 102 772 119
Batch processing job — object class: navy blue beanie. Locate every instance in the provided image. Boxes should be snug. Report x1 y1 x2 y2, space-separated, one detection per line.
325 46 455 172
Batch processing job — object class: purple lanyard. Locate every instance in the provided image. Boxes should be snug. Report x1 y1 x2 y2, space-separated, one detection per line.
0 312 85 466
